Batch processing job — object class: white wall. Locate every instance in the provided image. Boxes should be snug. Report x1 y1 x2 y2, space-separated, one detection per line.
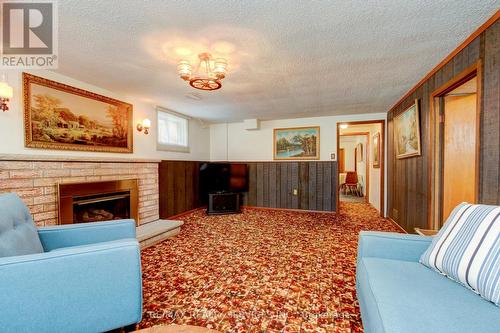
0 70 210 161
209 113 386 161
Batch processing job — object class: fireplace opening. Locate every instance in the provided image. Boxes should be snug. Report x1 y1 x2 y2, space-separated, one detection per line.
73 191 131 223
58 179 138 225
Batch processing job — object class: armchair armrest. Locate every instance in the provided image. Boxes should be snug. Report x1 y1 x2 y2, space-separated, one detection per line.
357 231 432 262
0 239 142 333
37 219 136 251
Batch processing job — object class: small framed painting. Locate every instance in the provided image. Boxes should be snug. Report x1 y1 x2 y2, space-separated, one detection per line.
394 99 421 159
273 126 320 160
373 132 381 168
23 73 133 153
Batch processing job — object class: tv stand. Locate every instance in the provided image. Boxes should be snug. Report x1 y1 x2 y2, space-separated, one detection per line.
207 192 241 215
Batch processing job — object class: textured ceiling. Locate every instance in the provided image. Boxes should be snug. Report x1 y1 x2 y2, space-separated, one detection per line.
55 1 499 122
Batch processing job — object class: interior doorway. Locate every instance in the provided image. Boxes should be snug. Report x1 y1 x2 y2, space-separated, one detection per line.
430 63 480 228
336 120 385 216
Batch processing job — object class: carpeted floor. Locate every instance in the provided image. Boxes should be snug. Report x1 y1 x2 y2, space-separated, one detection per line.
139 203 402 333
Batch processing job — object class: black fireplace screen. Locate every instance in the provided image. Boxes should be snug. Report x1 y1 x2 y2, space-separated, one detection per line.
73 191 131 223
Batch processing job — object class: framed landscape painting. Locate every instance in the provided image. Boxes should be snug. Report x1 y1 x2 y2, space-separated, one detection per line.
273 126 320 160
23 73 133 153
373 132 380 168
394 99 421 159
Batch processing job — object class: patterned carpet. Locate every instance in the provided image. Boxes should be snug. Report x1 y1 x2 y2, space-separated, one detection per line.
139 203 402 332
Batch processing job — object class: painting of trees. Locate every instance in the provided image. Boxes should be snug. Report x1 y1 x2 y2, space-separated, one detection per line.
106 105 128 139
24 73 133 153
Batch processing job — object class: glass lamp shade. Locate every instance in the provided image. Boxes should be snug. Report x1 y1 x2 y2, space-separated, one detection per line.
213 58 228 79
177 61 192 80
0 81 13 99
142 118 151 128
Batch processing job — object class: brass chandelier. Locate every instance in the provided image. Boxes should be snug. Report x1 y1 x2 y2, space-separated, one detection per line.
177 53 228 91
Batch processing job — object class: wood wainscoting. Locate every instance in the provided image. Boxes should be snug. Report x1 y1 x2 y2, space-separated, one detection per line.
159 160 338 218
159 160 202 219
387 16 499 233
244 161 337 212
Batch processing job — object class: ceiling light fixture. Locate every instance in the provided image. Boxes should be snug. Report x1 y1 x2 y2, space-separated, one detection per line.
178 53 228 91
339 123 349 129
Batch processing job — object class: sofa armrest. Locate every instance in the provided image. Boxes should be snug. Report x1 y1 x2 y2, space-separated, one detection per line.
358 231 432 262
37 219 136 251
0 239 142 333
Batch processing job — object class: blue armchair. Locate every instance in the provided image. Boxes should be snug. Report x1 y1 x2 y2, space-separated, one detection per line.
0 194 142 333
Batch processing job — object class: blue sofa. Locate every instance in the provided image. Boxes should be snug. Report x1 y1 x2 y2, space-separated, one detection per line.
356 231 500 333
0 219 143 332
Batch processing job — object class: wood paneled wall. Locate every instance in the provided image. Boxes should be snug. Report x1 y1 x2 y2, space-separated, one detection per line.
387 19 499 233
159 160 338 218
159 160 201 218
244 162 338 212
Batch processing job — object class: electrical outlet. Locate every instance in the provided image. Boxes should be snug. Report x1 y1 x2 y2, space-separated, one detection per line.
293 189 298 196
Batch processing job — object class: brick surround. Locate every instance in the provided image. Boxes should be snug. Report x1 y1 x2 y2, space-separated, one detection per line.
0 159 159 226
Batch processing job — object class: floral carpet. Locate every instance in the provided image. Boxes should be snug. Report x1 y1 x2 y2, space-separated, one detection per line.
139 203 402 332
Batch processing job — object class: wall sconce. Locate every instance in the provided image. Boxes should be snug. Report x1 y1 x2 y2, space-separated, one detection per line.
136 118 151 134
0 74 13 112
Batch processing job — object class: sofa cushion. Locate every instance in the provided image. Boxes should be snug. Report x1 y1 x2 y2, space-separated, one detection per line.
420 203 500 306
0 193 44 258
357 257 500 333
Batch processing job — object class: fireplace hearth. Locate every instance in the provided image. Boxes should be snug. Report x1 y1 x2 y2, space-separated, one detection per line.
58 180 138 225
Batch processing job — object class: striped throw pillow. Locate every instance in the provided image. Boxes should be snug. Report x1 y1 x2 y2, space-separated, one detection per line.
420 202 500 306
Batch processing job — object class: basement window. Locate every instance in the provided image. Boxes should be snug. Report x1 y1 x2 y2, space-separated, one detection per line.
156 107 190 153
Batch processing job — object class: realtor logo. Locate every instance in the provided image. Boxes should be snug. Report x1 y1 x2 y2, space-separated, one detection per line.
1 0 58 68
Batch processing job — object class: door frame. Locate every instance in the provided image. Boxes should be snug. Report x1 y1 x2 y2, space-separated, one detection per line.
336 120 385 217
428 61 482 229
339 132 370 203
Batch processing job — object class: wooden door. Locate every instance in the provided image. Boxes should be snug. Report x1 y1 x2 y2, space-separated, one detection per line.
442 93 478 221
339 149 345 173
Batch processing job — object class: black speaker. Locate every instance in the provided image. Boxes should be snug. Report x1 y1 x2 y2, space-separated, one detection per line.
207 192 241 215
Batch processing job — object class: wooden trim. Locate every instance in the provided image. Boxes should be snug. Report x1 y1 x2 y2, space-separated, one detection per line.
428 61 482 229
340 132 370 137
242 205 336 215
336 120 385 217
388 217 409 234
273 126 320 160
168 206 206 220
389 11 499 113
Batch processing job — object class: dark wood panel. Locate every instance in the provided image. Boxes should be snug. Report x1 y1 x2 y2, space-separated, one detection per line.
245 161 338 212
160 160 339 217
159 160 202 219
387 20 500 233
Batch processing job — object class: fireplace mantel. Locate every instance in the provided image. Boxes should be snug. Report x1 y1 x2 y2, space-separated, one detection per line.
0 154 161 163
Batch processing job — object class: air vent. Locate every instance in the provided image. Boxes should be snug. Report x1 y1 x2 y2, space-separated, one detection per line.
185 92 202 101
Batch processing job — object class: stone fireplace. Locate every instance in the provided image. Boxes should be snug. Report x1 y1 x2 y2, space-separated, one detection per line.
58 179 139 225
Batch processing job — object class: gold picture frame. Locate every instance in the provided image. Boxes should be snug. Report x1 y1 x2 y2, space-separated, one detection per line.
273 126 320 160
23 73 133 153
373 132 381 168
394 99 421 159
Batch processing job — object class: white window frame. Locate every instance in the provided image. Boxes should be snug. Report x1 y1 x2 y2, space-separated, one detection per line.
156 106 190 153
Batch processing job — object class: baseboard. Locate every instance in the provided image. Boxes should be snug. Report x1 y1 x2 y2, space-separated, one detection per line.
165 206 207 220
242 205 336 214
387 217 408 234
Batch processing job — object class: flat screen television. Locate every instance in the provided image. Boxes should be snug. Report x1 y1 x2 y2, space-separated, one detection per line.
199 163 248 203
